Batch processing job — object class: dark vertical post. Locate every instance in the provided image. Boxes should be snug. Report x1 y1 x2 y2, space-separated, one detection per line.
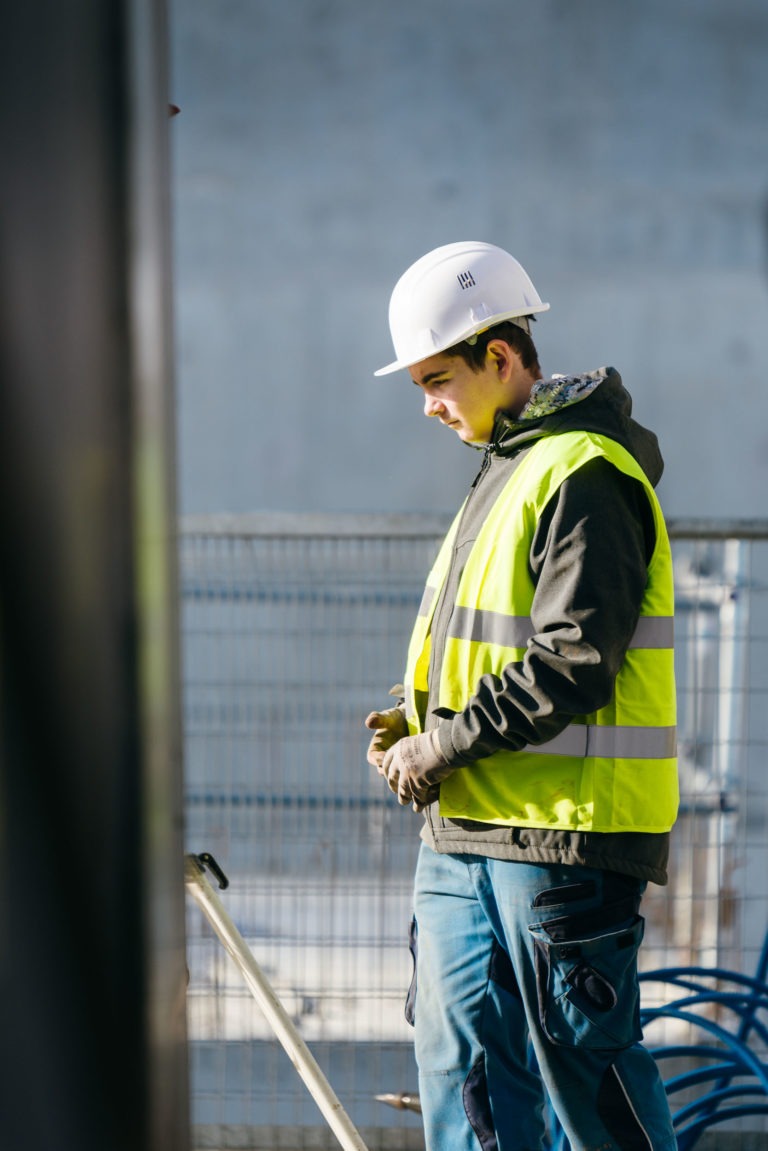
0 2 189 1149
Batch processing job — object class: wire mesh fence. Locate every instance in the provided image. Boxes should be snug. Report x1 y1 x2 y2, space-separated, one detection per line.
180 514 768 1151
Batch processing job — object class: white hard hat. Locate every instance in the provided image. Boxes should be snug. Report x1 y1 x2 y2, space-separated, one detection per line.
374 241 549 376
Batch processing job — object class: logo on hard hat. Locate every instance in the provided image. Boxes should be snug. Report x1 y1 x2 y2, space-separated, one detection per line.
457 271 476 290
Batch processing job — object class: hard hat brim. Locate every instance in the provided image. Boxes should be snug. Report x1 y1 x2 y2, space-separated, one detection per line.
373 303 550 377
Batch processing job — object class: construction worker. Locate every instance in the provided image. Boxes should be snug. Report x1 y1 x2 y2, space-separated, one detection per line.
365 241 678 1151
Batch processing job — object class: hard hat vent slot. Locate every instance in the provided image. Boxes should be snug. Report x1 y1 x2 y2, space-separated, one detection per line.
470 303 492 324
416 328 441 356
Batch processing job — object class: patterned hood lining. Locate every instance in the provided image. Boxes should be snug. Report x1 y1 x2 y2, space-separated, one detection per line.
519 372 607 421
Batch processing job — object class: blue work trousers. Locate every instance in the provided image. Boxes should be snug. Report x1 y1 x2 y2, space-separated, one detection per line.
410 844 676 1151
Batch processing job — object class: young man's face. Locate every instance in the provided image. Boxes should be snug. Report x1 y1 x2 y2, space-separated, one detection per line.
409 341 534 444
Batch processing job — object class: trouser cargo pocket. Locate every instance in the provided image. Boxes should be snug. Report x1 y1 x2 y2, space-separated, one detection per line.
528 913 644 1050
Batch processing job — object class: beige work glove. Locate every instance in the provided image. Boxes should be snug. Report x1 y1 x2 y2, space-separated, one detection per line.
364 705 409 770
381 728 455 812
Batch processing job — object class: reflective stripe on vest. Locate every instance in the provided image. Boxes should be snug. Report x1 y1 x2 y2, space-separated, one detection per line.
447 607 674 651
522 723 677 760
403 429 678 835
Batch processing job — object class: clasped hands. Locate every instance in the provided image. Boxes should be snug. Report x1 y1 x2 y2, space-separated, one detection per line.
364 706 454 811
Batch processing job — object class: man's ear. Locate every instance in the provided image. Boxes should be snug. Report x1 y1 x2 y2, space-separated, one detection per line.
485 339 516 379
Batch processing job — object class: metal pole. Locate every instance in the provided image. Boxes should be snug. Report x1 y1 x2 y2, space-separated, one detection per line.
184 855 371 1151
0 2 188 1148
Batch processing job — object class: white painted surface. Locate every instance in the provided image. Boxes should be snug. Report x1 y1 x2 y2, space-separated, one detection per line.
169 1 768 518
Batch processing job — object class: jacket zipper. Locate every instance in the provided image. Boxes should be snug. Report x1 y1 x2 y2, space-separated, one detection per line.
471 442 495 489
426 442 496 727
424 440 498 829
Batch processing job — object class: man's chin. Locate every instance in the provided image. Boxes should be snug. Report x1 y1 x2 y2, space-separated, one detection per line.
450 425 487 445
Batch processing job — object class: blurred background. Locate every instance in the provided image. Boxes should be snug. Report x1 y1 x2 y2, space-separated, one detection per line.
169 0 768 521
169 4 768 1149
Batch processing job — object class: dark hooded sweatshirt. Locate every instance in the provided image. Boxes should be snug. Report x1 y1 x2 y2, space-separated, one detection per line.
419 367 674 885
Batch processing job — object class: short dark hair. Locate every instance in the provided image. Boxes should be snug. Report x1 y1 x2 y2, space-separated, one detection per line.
445 320 541 377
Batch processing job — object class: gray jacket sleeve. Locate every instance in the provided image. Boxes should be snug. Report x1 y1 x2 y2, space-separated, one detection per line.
436 456 657 764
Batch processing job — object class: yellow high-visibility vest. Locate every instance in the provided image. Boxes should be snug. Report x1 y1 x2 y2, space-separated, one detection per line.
404 431 678 834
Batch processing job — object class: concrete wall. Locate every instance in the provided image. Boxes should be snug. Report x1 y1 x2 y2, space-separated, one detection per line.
169 0 768 519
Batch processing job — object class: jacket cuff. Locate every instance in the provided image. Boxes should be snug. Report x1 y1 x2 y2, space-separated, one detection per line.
435 720 462 765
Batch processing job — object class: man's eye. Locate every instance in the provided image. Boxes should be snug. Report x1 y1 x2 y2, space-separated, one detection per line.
413 374 450 390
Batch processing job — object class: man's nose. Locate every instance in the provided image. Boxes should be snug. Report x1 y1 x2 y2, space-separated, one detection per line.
423 393 444 417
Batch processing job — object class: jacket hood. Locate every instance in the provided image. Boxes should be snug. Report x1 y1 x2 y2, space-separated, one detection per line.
492 367 664 487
